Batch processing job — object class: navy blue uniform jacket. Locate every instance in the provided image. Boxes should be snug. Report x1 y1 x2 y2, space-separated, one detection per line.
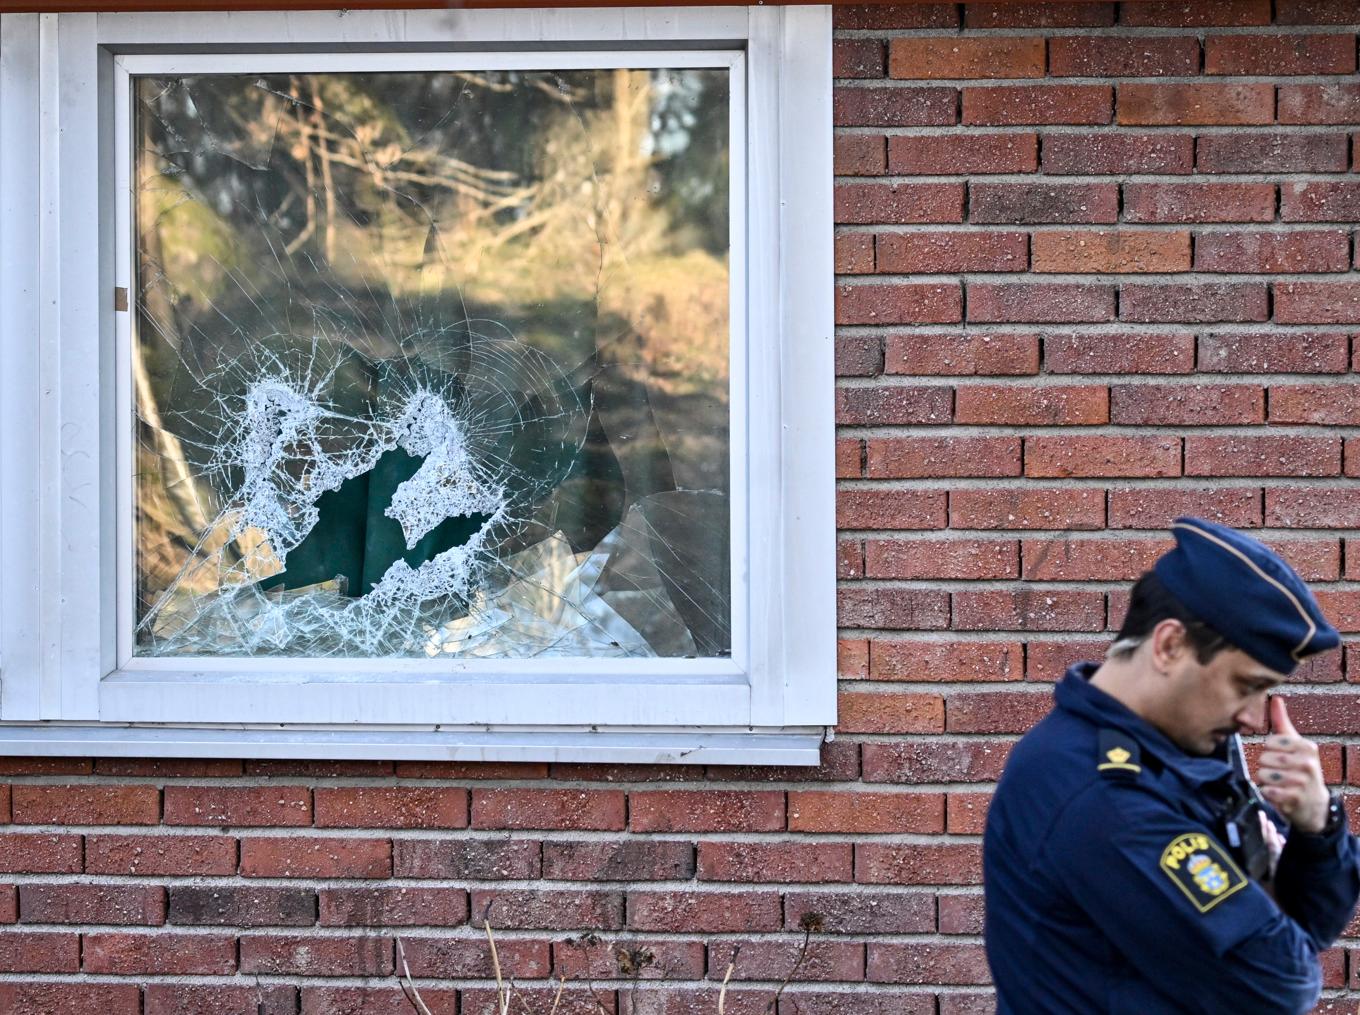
984 664 1360 1014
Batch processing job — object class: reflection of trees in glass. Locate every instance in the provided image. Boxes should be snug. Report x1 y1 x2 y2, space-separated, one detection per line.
133 67 731 658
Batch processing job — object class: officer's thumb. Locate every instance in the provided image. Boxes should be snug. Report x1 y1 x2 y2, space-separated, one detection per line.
1270 696 1299 738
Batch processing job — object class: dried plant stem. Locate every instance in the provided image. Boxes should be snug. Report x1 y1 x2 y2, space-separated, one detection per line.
484 915 511 1015
717 957 736 1015
394 938 437 1015
766 927 816 1013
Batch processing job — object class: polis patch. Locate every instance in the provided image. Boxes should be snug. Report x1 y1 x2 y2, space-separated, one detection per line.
1159 832 1247 913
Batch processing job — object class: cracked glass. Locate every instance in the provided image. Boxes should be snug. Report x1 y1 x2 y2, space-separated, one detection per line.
131 66 732 659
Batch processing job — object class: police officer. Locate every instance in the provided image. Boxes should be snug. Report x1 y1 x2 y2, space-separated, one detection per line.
984 517 1360 1013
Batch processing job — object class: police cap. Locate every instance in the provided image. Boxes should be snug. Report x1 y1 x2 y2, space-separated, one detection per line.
1153 516 1340 676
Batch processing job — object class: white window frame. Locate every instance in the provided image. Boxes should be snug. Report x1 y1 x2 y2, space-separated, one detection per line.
0 6 835 764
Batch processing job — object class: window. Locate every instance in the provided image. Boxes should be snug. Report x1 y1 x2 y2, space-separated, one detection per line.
0 7 833 762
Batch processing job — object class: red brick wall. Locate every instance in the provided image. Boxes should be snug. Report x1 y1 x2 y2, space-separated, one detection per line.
4 2 1360 1012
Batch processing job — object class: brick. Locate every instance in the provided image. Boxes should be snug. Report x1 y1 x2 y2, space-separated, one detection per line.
1267 488 1360 528
844 591 907 636
835 4 958 29
629 791 784 833
471 990 615 1015
11 784 158 826
837 438 862 479
20 884 164 925
555 937 704 981
971 182 1118 225
1271 384 1360 424
1120 283 1269 323
314 786 467 829
939 893 987 935
1185 436 1341 477
1027 639 1109 679
967 283 1115 324
836 334 882 377
955 384 1108 425
704 739 862 784
1283 693 1360 733
1022 537 1168 581
789 791 945 834
1197 230 1350 273
1111 383 1264 425
838 489 947 530
709 939 865 983
835 233 874 274
393 837 540 879
627 891 782 933
1198 133 1350 173
1277 0 1360 23
837 384 952 425
1032 230 1189 274
163 785 310 826
96 758 243 777
0 833 81 873
837 282 963 325
966 3 1114 27
866 436 1021 478
1276 282 1360 324
1124 183 1274 224
241 934 393 976
1278 84 1360 124
836 182 965 225
240 837 392 878
834 87 957 128
870 640 1021 683
1206 34 1356 75
885 332 1039 376
149 985 297 1015
698 842 852 883
246 759 393 778
318 886 467 926
785 891 934 935
0 984 139 1015
858 843 984 884
837 691 947 734
474 789 625 831
840 639 869 677
0 931 79 971
1045 332 1195 374
1042 132 1193 175
861 741 1012 785
300 988 459 1015
834 135 885 178
950 487 1104 530
868 942 991 985
1025 436 1180 478
83 931 236 974
85 833 236 876
473 888 625 930
964 85 1112 126
1050 36 1199 77
1267 538 1342 582
948 792 992 834
948 692 1054 735
839 538 863 580
0 886 14 923
889 133 1037 175
952 590 1106 632
168 885 316 927
889 37 1045 80
877 231 1027 274
834 39 883 79
399 936 550 978
1199 331 1350 373
1283 182 1360 223
1120 1 1270 26
1119 83 1274 126
1110 487 1262 529
866 538 1019 580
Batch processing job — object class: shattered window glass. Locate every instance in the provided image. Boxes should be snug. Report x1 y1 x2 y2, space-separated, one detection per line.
132 67 731 659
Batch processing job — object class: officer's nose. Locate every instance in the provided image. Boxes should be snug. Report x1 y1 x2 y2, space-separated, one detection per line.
1235 695 1269 735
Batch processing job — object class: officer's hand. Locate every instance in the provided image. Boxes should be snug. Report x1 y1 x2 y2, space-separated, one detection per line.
1257 697 1330 835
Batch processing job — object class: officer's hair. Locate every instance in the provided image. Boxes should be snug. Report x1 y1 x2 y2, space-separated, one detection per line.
1107 571 1231 663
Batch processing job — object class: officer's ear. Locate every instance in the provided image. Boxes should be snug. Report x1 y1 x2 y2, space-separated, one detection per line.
1148 618 1191 673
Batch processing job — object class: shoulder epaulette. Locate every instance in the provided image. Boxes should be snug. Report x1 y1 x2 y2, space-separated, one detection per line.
1097 729 1141 778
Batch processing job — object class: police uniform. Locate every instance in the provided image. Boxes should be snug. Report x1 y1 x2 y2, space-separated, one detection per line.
984 519 1360 1014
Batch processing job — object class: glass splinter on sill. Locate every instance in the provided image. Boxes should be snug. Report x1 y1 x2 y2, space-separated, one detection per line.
131 67 732 660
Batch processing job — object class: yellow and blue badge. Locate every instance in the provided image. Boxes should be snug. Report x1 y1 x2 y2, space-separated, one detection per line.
1159 832 1247 913
1097 729 1141 778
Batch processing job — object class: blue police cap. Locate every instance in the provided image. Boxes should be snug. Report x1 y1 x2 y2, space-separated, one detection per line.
1153 516 1340 675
